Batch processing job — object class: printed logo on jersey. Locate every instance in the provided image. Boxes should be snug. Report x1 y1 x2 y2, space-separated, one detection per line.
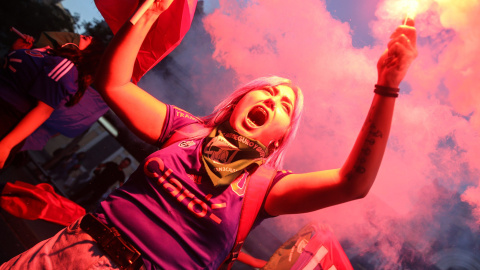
230 172 248 196
174 106 203 122
144 157 225 224
187 174 202 184
178 140 196 148
25 50 44 58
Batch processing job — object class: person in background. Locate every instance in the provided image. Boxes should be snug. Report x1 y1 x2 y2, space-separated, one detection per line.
10 31 94 51
0 31 105 170
48 146 85 181
70 157 132 212
6 31 109 154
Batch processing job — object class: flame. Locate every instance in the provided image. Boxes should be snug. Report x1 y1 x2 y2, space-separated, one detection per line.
380 0 480 32
403 0 420 20
384 0 421 21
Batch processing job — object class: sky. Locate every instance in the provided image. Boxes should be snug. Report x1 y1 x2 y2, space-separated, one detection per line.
61 0 102 26
61 0 220 24
61 0 480 267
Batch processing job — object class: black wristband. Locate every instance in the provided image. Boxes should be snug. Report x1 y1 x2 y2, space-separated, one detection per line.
374 84 400 98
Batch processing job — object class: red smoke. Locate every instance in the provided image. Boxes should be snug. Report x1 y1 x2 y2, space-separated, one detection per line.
203 0 480 264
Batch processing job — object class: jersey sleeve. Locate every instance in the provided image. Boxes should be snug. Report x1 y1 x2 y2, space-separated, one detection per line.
156 105 204 145
28 55 78 109
253 170 295 226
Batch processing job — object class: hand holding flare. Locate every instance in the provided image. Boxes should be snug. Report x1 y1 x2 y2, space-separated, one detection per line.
9 27 34 50
376 17 418 89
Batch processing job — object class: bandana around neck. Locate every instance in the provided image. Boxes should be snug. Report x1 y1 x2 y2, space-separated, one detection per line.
201 121 268 186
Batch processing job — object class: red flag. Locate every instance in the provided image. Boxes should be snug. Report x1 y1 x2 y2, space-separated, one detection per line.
0 181 85 226
94 0 198 84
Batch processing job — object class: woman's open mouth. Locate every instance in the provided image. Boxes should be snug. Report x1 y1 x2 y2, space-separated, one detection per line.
247 106 268 127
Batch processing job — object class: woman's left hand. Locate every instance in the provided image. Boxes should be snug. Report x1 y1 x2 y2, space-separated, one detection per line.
11 35 34 50
377 18 418 88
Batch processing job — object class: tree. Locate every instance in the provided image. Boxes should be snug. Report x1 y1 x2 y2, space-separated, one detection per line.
81 19 113 47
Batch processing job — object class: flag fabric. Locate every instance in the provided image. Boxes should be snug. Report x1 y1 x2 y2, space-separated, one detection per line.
94 0 198 84
263 223 353 270
0 181 85 226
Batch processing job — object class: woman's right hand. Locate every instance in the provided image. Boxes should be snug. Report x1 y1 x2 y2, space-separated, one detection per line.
376 19 417 88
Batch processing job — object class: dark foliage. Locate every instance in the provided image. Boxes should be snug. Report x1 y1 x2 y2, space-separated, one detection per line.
82 19 113 47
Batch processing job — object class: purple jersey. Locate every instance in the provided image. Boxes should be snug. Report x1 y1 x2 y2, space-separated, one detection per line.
95 105 292 269
21 86 109 151
0 49 78 113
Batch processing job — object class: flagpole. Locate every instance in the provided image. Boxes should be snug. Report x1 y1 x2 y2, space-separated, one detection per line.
130 0 155 25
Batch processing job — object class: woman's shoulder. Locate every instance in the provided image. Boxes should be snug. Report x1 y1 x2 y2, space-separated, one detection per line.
156 105 206 146
16 48 79 84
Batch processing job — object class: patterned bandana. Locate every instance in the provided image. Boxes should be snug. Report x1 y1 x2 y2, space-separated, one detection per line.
201 121 268 186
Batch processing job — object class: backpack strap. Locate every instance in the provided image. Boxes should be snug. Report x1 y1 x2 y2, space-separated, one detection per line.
219 165 277 270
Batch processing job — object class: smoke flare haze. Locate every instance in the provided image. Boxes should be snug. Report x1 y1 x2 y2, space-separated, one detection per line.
139 0 480 267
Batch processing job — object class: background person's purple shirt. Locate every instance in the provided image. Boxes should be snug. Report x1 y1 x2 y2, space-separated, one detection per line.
21 86 109 151
0 49 78 113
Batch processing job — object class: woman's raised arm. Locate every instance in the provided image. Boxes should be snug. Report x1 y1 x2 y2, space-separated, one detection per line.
95 0 174 144
265 19 418 216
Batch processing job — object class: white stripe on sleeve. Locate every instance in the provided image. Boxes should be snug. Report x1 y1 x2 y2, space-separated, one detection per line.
53 62 74 82
48 58 69 79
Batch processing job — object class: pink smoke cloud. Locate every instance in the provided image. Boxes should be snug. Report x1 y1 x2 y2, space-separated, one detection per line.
205 0 479 207
202 0 480 265
377 0 480 220
462 186 480 223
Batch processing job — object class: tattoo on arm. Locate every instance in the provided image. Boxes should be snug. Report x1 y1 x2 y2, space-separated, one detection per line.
347 123 383 180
